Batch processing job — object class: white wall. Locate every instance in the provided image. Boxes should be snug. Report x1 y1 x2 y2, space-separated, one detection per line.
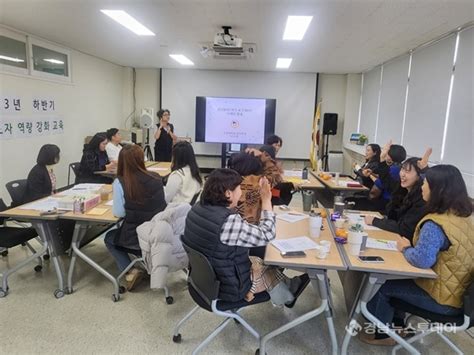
317 74 347 153
0 50 125 204
162 69 317 159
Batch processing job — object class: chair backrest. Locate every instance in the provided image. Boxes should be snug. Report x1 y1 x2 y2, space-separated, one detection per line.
464 282 474 324
5 179 27 207
181 236 220 305
0 198 8 225
68 162 81 185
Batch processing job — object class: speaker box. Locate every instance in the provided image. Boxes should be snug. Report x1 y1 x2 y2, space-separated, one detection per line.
323 113 338 135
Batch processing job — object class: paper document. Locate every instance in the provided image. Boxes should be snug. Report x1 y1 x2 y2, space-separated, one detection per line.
19 197 61 211
60 184 104 196
366 238 398 251
283 170 303 178
276 213 308 223
86 207 108 216
271 236 320 253
105 200 113 206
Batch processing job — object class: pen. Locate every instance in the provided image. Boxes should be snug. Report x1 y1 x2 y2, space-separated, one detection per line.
376 239 388 244
288 212 304 216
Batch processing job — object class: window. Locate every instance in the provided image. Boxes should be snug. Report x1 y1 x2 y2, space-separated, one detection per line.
0 29 28 75
29 38 71 81
32 44 69 76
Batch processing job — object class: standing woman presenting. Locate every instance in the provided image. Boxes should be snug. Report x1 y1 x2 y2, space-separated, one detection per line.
154 109 177 162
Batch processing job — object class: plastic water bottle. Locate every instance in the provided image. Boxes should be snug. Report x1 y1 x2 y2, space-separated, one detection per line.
73 198 81 214
302 167 308 179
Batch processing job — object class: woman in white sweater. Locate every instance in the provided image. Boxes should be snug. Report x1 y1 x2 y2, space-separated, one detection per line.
165 141 202 204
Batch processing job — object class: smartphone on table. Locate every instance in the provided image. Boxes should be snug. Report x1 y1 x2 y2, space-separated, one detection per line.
281 251 306 258
358 256 384 263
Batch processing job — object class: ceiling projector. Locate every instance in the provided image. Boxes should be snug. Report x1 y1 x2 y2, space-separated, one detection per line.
214 26 242 47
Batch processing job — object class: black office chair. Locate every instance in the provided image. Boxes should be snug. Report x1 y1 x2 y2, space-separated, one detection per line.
172 237 269 354
0 198 45 298
68 162 81 186
390 282 473 354
5 179 27 207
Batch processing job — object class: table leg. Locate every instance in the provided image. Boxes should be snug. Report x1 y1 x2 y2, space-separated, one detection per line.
32 221 66 298
67 221 120 301
259 269 337 355
341 274 421 355
66 222 88 294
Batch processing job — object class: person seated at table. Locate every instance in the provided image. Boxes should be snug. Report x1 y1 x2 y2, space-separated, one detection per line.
365 157 428 241
76 132 116 184
228 152 264 225
260 144 296 206
105 128 123 162
183 168 309 307
164 141 202 204
361 142 407 212
25 144 75 246
353 143 381 188
104 144 167 290
265 134 283 154
25 144 61 202
360 164 473 346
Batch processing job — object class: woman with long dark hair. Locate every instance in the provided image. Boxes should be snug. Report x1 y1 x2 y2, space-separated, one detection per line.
361 164 473 345
104 144 167 290
164 141 202 204
354 143 381 188
25 144 61 202
365 157 427 241
76 132 116 184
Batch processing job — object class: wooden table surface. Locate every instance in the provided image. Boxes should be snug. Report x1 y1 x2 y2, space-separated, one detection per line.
264 208 346 270
335 216 436 278
311 171 368 192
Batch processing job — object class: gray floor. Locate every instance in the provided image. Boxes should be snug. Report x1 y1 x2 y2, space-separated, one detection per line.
1 194 473 354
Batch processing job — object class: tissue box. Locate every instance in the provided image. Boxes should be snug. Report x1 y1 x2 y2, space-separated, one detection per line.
57 194 100 211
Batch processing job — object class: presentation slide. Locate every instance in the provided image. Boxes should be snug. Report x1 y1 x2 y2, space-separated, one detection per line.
204 97 266 144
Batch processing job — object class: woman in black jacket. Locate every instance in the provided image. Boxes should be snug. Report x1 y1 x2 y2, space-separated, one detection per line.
365 157 427 241
25 144 61 203
354 143 381 188
76 132 116 184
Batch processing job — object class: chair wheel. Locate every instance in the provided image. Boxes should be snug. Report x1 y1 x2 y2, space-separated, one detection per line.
0 288 7 298
166 296 174 304
172 334 181 343
119 286 126 294
43 254 50 261
54 289 65 299
1 250 8 257
34 265 42 272
65 287 73 295
112 294 120 302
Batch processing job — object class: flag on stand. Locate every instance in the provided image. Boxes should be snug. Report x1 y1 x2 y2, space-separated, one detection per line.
310 101 321 170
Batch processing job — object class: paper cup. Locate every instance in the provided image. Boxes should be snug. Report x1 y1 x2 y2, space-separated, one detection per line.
319 240 331 253
316 249 329 259
349 242 362 256
348 230 365 244
309 216 323 238
334 219 345 228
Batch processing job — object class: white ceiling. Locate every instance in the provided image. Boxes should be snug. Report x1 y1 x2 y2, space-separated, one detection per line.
0 0 473 73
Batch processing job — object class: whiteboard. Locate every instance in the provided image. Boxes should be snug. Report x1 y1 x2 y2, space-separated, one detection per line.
161 69 316 159
403 34 456 161
377 55 410 145
359 67 381 143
